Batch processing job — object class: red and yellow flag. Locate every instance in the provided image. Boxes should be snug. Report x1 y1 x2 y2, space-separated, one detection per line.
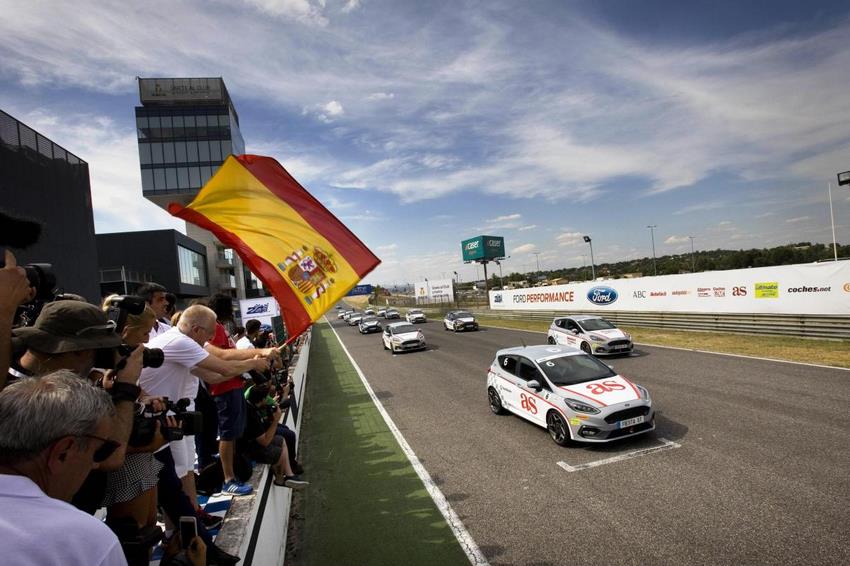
168 154 380 343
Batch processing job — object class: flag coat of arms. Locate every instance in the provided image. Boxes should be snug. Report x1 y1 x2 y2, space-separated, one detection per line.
169 154 380 342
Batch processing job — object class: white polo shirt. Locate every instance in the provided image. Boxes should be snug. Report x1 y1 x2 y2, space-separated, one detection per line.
139 326 209 406
0 474 127 565
147 319 172 340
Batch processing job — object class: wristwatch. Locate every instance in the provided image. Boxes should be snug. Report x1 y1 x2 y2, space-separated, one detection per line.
110 381 141 404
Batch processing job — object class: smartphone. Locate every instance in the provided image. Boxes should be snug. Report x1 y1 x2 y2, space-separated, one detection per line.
179 516 198 550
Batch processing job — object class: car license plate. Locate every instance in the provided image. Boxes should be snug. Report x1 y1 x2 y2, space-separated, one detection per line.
612 344 629 350
618 415 645 428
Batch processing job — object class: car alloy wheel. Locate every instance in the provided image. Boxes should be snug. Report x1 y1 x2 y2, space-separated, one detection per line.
488 387 506 415
547 336 556 345
547 411 571 446
580 342 592 355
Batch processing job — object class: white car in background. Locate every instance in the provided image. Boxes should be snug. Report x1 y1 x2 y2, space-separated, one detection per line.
382 322 426 353
385 309 401 320
487 345 654 445
377 309 387 317
347 313 364 326
406 309 427 323
443 311 479 332
547 315 633 356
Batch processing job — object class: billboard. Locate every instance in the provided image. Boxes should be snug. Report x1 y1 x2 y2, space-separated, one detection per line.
415 278 454 301
346 284 374 296
139 77 227 104
489 261 850 315
461 235 505 262
239 296 280 328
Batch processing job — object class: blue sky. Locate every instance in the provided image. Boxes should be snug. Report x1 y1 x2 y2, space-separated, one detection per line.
2 0 850 285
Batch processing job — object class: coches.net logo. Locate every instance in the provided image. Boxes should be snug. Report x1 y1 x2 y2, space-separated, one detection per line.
587 286 618 305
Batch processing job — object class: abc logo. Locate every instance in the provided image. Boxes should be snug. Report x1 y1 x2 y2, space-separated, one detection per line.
732 286 747 296
633 291 646 299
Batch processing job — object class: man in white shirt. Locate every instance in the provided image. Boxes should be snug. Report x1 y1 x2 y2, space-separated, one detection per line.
136 282 171 339
140 305 270 506
0 370 128 565
236 319 261 350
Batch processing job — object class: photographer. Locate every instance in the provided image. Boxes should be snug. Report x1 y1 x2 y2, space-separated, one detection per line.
0 249 35 389
240 383 307 489
0 370 128 565
10 300 144 477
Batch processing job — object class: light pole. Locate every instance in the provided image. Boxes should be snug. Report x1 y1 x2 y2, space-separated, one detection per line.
583 236 595 280
452 271 459 307
689 236 696 272
533 251 541 277
647 225 658 276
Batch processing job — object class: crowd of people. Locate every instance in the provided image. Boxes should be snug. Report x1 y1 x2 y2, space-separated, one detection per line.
0 247 307 566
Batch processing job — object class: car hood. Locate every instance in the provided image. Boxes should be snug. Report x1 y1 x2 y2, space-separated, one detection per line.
361 321 379 326
587 329 628 340
555 375 640 406
454 316 476 323
393 331 422 340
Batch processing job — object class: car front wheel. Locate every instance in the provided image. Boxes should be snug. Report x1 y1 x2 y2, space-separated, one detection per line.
547 411 571 446
580 342 592 355
547 336 556 345
488 387 506 415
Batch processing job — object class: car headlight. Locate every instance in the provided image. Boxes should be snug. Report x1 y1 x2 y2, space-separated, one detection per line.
636 385 650 400
589 335 605 342
564 398 600 414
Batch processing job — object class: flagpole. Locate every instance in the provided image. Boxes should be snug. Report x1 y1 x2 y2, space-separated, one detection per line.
829 181 838 261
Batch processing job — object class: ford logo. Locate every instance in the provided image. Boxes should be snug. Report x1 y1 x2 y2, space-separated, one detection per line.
494 294 503 303
587 286 618 305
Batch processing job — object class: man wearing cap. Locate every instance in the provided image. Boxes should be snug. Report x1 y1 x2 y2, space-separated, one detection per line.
9 300 145 486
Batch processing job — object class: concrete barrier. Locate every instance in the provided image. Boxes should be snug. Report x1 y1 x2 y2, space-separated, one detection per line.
215 329 312 565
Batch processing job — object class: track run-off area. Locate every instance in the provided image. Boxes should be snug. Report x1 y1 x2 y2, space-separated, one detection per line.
322 315 849 565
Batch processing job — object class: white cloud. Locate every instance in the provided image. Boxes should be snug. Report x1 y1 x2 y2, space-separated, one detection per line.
490 213 521 223
512 243 538 254
241 0 329 26
719 221 732 226
376 243 398 252
366 91 394 101
341 0 361 14
786 216 811 223
665 235 690 244
518 224 536 231
673 201 726 215
555 232 584 247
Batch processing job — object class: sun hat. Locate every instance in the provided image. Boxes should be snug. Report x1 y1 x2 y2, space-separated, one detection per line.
12 301 123 354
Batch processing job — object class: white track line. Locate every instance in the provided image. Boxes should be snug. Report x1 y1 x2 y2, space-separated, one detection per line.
325 319 490 565
481 323 850 371
557 438 681 473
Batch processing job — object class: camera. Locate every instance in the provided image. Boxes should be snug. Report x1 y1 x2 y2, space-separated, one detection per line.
105 295 164 368
129 397 204 447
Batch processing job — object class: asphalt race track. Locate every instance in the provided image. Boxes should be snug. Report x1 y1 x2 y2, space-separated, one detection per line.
326 315 850 565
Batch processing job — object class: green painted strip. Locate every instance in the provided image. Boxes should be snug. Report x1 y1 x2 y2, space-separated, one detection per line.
293 322 470 566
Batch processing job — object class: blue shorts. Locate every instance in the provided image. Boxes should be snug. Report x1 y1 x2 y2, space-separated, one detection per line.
213 388 246 441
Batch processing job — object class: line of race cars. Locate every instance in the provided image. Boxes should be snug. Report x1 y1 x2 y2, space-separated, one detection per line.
335 305 654 446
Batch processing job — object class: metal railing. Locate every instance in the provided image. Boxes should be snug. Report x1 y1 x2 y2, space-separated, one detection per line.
470 309 850 340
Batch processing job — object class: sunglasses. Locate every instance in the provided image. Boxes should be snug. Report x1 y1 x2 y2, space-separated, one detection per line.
77 434 121 463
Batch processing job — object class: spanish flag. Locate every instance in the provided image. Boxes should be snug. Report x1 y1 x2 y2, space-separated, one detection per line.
168 155 380 342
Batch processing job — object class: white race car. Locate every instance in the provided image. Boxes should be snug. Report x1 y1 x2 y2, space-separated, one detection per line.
406 309 427 323
443 310 479 332
385 309 401 320
347 313 364 326
487 345 654 445
547 315 632 356
382 322 426 353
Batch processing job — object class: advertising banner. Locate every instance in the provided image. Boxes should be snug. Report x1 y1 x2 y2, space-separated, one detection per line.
489 261 850 315
415 278 455 301
346 284 373 296
461 235 505 262
239 296 281 328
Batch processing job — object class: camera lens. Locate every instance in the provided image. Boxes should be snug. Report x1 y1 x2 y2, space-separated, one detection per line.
142 347 164 368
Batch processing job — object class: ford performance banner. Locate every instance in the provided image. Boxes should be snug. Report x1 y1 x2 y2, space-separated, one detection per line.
489 261 850 315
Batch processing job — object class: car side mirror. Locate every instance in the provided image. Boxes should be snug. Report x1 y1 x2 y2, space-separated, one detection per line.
571 329 579 334
526 380 542 390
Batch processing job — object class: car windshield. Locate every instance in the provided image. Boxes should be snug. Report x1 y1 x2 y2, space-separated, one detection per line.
455 312 473 318
392 324 417 334
387 310 398 314
578 318 616 331
536 354 616 386
362 317 377 323
409 310 422 314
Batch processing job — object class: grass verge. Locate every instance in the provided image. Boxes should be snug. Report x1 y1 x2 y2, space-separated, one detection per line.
287 322 470 566
474 315 850 369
